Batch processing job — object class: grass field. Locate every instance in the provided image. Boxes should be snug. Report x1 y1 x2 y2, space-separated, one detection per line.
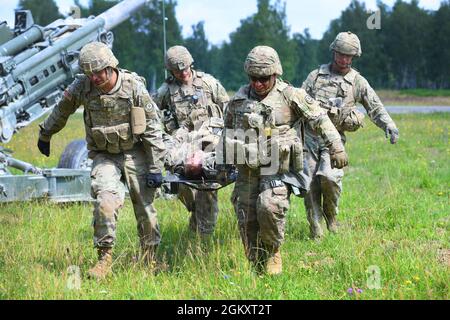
0 113 449 300
377 90 450 106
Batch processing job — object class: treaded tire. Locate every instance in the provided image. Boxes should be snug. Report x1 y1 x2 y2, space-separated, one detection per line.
57 139 91 169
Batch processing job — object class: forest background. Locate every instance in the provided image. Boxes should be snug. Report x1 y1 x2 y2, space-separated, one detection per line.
14 0 450 92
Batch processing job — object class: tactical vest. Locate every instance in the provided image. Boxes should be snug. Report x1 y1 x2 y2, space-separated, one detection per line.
84 70 140 154
310 65 364 132
228 82 303 173
164 72 222 134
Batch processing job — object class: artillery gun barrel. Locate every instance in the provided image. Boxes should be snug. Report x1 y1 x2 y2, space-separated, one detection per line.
98 0 147 31
0 25 45 57
13 47 40 65
12 19 99 77
12 0 147 79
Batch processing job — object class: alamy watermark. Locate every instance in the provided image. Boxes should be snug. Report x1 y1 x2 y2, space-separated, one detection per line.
367 10 382 30
366 265 382 289
66 265 81 290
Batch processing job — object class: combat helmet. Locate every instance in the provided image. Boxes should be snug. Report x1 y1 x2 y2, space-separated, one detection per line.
165 46 194 71
244 46 283 77
78 42 119 75
329 31 362 57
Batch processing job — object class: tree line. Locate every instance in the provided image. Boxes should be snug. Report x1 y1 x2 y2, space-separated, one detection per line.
17 0 450 91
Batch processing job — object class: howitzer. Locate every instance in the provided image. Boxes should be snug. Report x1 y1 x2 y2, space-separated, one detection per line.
0 0 148 203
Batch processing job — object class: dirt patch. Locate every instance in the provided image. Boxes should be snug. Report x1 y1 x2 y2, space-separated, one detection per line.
298 253 335 270
0 214 22 226
437 249 450 267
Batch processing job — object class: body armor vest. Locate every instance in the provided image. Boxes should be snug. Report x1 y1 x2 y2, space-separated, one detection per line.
310 65 364 132
166 72 222 133
84 70 138 154
228 83 303 173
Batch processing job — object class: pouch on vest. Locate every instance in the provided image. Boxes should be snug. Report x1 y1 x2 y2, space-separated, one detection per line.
190 106 209 129
91 127 107 149
131 106 146 135
337 107 365 132
279 143 291 174
291 138 304 172
104 125 121 154
207 104 223 119
91 123 133 154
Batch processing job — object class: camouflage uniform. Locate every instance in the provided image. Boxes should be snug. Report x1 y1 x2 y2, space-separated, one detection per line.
39 43 166 252
154 46 229 235
301 32 399 238
223 46 347 274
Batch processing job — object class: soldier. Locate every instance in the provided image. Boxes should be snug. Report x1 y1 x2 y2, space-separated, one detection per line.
37 42 166 279
220 46 348 275
154 45 229 237
302 32 399 239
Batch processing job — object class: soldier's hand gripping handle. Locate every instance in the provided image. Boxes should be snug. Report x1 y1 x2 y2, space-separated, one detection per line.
37 139 50 157
329 140 348 169
216 164 232 186
146 172 163 188
385 123 399 145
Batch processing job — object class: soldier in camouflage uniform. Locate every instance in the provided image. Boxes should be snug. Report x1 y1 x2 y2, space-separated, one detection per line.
220 46 348 275
154 46 229 236
37 42 166 279
302 32 399 238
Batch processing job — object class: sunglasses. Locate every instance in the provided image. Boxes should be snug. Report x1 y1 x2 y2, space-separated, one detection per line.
85 69 105 78
249 75 272 83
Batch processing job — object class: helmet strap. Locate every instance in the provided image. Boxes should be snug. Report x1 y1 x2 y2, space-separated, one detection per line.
96 67 114 90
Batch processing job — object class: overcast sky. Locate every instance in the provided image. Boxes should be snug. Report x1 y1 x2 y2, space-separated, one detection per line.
0 0 443 44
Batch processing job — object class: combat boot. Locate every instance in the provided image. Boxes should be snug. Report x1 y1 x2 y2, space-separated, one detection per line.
266 249 282 275
88 247 112 280
310 223 324 240
326 214 339 234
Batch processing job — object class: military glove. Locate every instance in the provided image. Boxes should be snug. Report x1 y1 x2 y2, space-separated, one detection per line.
329 140 348 169
385 124 399 144
37 139 50 157
216 164 232 185
146 172 163 188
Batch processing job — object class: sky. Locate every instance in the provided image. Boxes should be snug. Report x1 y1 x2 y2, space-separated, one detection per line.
0 0 443 44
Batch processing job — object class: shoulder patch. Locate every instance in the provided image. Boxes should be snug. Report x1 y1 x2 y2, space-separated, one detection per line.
305 94 314 105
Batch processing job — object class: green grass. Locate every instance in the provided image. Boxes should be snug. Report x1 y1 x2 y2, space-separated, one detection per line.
377 90 450 106
0 113 449 300
399 89 450 97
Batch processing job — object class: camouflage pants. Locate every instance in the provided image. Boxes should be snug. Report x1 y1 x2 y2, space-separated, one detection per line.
304 129 344 237
233 165 290 264
178 184 218 234
90 148 160 248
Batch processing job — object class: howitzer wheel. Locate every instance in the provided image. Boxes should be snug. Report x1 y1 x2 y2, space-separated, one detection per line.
57 139 91 169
